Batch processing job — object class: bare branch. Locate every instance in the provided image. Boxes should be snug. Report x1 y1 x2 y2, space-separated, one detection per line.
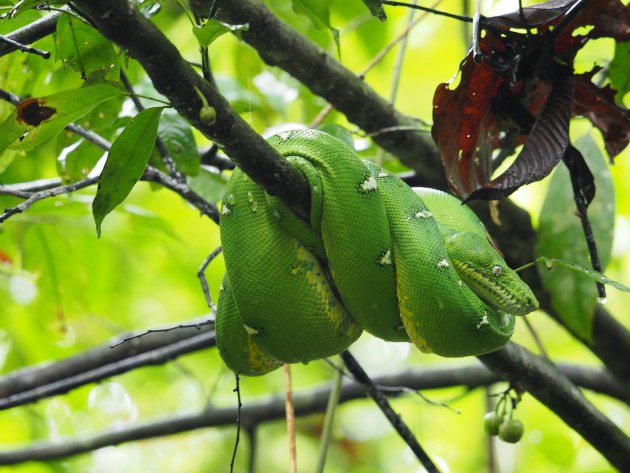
0 10 60 57
342 351 440 473
0 361 624 465
0 323 215 410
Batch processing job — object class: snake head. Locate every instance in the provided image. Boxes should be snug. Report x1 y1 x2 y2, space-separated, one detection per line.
445 232 539 316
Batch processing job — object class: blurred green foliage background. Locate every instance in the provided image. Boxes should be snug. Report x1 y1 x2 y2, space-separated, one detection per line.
0 0 628 472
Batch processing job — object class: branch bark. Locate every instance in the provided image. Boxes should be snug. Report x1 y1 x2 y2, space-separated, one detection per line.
0 361 624 465
72 0 312 219
215 0 445 189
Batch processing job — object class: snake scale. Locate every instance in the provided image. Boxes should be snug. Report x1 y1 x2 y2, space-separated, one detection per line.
216 129 538 376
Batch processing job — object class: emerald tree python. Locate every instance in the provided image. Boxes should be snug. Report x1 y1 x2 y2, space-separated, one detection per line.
216 129 538 376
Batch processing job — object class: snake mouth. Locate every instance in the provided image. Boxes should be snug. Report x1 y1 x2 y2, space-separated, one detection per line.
455 261 539 315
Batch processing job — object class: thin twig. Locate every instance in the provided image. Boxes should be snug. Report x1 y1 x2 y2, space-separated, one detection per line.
522 315 549 359
229 373 242 473
341 351 440 473
0 10 60 57
381 0 473 23
0 33 50 57
198 246 223 309
316 365 343 473
110 318 214 348
284 364 298 473
311 1 439 127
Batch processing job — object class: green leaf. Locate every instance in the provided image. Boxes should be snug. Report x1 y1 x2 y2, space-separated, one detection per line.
158 110 200 176
291 0 340 55
608 41 630 102
536 133 615 340
92 107 163 237
535 257 630 294
0 85 123 156
193 20 249 47
359 0 387 21
55 14 120 81
8 0 68 18
317 124 354 150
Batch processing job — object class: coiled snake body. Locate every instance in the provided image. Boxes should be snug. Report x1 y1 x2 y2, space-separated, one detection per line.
216 130 538 376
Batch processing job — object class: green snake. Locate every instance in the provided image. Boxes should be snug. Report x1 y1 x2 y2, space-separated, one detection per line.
216 129 538 376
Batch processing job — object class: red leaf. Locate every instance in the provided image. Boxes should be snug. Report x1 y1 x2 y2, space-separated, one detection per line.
432 55 502 196
431 0 630 199
573 70 630 160
466 77 573 201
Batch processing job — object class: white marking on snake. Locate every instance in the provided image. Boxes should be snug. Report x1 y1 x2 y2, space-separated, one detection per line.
221 204 232 216
415 210 432 219
244 324 259 335
476 312 490 330
378 171 390 177
492 265 503 276
360 175 377 192
277 131 292 141
436 258 449 269
379 249 392 266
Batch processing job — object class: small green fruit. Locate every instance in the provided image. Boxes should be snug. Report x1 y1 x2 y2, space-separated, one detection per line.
499 418 524 443
199 105 216 124
484 412 503 436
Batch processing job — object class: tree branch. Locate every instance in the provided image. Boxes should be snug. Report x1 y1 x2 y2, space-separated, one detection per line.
0 361 624 465
0 10 60 57
215 0 445 189
71 0 312 219
0 323 215 410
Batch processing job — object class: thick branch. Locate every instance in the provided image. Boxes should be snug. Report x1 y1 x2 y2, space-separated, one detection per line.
71 0 311 219
0 324 215 410
479 343 630 471
0 361 624 465
215 0 445 189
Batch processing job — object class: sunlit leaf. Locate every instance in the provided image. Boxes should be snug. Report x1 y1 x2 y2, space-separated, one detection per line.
8 0 68 18
55 14 120 81
536 133 615 340
92 107 163 237
535 257 630 293
292 0 340 54
193 20 249 47
0 85 123 156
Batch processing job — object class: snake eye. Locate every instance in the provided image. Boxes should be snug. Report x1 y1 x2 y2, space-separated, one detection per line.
492 265 503 277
